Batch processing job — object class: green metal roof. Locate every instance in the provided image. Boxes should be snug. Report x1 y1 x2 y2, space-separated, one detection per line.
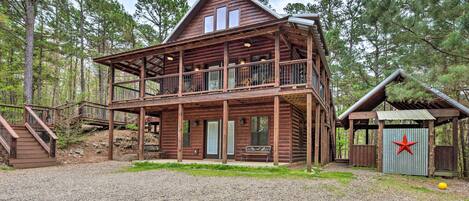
377 110 435 120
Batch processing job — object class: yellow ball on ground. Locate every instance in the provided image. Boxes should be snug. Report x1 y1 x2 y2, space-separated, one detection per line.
437 182 447 190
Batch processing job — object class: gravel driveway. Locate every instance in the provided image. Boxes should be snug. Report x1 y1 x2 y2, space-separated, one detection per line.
0 161 467 201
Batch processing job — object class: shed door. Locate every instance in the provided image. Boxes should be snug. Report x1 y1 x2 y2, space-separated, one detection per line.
383 128 428 176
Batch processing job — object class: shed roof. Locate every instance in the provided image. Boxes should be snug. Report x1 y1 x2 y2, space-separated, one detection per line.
338 69 469 127
376 110 436 121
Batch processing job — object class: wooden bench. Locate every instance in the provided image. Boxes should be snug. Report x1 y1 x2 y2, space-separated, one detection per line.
240 145 271 162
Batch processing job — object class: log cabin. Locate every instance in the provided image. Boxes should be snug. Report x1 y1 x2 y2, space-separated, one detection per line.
93 0 336 170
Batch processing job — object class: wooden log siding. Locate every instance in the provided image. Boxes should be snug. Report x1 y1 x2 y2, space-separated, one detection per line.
176 0 277 41
350 145 376 167
291 105 306 162
160 102 293 162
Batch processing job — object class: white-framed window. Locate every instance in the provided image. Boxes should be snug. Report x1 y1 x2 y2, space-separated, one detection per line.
216 6 227 30
204 16 214 33
229 9 240 28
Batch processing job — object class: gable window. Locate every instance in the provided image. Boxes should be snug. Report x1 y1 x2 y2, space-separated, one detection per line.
204 16 214 33
251 116 268 145
229 9 240 28
216 6 227 30
183 120 191 147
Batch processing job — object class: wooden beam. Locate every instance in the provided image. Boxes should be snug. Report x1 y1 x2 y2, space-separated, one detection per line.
140 57 146 99
306 32 313 88
138 107 145 160
223 42 229 92
177 104 183 162
274 31 280 87
178 50 183 97
348 119 354 165
108 109 114 160
222 100 228 164
306 93 313 171
377 120 384 172
320 110 327 164
349 111 377 120
428 120 435 176
452 117 459 174
273 95 280 165
428 109 460 118
314 103 320 166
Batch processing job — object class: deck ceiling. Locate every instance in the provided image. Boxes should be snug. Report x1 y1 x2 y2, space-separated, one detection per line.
94 19 321 77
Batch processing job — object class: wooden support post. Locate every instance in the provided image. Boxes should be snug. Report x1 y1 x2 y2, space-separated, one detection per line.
306 32 313 88
315 55 321 89
223 42 229 92
273 95 280 165
428 120 435 176
138 107 145 160
222 100 228 164
108 109 114 160
274 31 280 87
178 50 183 97
177 104 183 162
460 121 467 177
107 63 115 160
140 57 146 99
452 117 459 174
365 128 369 145
320 111 326 164
377 120 384 172
306 93 313 171
314 104 320 166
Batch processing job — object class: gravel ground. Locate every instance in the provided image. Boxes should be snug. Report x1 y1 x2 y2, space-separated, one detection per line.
0 161 467 201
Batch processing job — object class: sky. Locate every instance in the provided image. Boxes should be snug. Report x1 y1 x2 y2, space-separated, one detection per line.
116 0 312 15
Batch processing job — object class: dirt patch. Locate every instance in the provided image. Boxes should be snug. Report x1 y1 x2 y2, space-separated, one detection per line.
57 129 158 164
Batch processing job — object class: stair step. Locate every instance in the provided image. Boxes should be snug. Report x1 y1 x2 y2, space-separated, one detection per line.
17 146 45 151
17 138 36 142
17 141 42 146
16 153 50 159
9 158 55 164
16 149 48 155
10 161 57 169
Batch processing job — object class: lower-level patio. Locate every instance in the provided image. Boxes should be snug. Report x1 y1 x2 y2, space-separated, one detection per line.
134 159 289 167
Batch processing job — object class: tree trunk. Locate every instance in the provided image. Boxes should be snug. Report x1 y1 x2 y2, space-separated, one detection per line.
37 15 44 105
24 0 36 105
79 0 86 100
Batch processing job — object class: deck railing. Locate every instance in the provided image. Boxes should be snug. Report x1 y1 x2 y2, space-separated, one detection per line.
0 104 24 125
24 106 58 157
280 59 307 86
110 59 324 102
183 68 223 94
0 113 18 158
227 59 274 90
145 73 179 97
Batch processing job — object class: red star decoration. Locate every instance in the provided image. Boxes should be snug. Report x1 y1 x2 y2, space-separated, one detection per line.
392 134 417 155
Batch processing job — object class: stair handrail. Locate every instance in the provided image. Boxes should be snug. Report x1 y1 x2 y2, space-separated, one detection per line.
24 106 57 157
0 113 18 158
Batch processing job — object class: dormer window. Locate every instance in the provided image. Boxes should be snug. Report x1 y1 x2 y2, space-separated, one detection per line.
204 16 214 33
229 10 240 28
216 6 227 30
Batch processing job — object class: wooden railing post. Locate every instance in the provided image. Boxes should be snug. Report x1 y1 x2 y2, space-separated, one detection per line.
109 63 115 103
140 57 146 100
10 138 16 159
306 32 313 88
222 100 228 164
178 50 183 97
274 31 280 87
223 42 229 92
314 104 321 166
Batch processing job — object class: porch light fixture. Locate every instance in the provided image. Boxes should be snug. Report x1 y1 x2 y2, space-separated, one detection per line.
243 42 252 48
239 118 246 125
239 59 246 64
167 56 174 61
194 67 200 71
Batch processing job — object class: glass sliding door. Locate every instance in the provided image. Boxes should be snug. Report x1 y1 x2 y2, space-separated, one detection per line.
206 120 219 158
227 120 235 156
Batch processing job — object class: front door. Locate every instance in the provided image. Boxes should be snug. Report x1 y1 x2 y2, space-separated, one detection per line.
205 120 235 159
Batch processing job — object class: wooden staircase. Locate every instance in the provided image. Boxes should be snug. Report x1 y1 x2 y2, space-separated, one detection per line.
0 106 57 169
7 126 56 168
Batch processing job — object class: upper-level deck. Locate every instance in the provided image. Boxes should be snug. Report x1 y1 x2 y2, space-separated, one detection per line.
94 17 333 113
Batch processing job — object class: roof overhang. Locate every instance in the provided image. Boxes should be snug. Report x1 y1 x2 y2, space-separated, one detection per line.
376 110 436 121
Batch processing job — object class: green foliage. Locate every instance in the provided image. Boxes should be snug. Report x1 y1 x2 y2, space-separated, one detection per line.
54 122 85 149
125 124 138 131
386 79 434 103
125 162 355 183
